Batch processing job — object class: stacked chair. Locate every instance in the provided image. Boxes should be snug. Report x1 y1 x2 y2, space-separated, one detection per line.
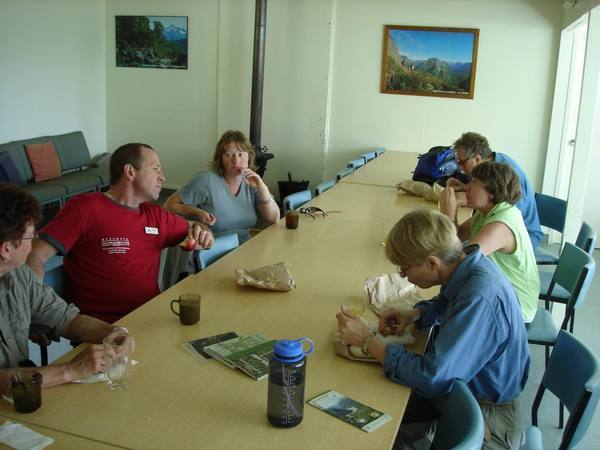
282 190 312 213
534 192 567 265
195 233 239 270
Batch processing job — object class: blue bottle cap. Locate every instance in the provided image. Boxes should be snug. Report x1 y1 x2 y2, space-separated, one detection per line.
273 337 314 363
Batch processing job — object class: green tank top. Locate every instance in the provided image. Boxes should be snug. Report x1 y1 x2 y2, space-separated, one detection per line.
471 202 540 322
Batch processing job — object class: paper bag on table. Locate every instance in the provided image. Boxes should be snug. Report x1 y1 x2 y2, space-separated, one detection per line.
364 273 421 316
235 262 296 292
396 179 443 203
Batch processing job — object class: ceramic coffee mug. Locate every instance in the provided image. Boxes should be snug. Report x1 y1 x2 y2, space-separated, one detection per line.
170 294 201 325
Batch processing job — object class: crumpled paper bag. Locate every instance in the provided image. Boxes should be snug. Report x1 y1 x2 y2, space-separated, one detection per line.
333 320 416 363
0 420 54 450
396 179 443 203
235 262 296 291
364 273 421 315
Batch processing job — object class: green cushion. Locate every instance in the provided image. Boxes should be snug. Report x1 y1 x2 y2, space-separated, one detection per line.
47 173 100 194
52 131 91 171
21 182 66 204
84 165 110 186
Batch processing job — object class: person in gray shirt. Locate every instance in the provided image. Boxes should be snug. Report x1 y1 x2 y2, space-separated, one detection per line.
0 183 129 394
165 130 280 243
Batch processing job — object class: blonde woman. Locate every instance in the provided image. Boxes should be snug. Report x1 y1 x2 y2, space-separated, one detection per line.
336 209 529 450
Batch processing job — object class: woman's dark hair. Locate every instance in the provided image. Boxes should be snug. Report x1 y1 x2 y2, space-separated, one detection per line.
471 161 522 205
0 183 42 243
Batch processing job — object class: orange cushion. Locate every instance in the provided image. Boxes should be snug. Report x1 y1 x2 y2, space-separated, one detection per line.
24 142 62 182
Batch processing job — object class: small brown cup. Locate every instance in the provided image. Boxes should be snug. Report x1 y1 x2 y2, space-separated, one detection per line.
11 371 42 413
285 211 299 229
170 294 201 325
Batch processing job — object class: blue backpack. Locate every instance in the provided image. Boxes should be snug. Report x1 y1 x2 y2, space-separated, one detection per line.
412 146 460 185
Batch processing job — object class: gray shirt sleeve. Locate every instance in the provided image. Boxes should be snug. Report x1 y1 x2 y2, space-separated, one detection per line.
179 171 211 207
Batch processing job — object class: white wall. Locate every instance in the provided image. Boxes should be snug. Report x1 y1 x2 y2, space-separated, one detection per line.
326 0 563 188
0 0 106 155
105 0 219 189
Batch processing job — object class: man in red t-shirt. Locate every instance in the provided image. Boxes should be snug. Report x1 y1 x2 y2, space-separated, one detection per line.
27 143 213 323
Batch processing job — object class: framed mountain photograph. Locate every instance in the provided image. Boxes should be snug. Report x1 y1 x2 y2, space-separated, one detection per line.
381 25 479 99
116 15 188 69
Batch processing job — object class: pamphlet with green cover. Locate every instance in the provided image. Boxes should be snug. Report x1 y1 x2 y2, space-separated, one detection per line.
203 333 276 380
183 332 239 363
308 389 392 433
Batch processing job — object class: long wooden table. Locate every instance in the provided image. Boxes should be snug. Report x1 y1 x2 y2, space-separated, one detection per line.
339 151 418 187
0 151 462 449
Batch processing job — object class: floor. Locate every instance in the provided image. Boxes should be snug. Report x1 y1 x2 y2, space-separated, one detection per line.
519 246 600 449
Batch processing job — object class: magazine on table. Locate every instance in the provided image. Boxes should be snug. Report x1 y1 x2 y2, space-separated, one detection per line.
183 332 239 363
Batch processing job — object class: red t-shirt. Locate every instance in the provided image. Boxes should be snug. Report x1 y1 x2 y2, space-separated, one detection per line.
40 193 188 323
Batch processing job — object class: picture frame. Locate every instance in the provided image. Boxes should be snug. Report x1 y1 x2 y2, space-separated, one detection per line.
116 16 188 69
380 25 479 99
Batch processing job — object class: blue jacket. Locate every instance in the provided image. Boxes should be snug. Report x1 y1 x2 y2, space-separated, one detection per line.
494 152 542 249
383 246 530 403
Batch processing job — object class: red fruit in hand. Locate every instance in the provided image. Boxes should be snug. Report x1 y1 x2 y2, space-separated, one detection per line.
181 239 196 252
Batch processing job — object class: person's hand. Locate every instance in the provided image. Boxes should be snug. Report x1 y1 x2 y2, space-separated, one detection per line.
196 209 216 226
439 187 458 219
66 344 105 380
188 223 213 250
446 177 466 191
241 168 264 189
336 307 371 347
378 308 420 336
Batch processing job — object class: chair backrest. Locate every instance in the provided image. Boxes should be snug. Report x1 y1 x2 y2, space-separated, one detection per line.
347 158 366 170
195 233 239 270
535 192 567 233
335 166 353 181
432 380 484 450
576 222 597 255
282 190 312 213
534 331 600 449
374 147 385 156
549 242 596 312
43 255 66 298
360 151 376 163
315 179 335 196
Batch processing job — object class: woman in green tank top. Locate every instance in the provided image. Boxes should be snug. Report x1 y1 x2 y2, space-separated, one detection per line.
439 161 539 322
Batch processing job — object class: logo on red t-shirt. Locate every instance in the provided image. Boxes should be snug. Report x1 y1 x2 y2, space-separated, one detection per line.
101 237 131 255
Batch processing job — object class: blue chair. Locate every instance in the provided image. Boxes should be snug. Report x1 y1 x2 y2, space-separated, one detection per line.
374 147 386 156
359 151 376 163
195 233 239 270
528 243 595 364
347 158 366 170
282 190 312 213
30 255 66 365
432 380 484 450
535 192 567 265
335 167 353 181
314 179 335 196
538 222 597 307
520 331 600 450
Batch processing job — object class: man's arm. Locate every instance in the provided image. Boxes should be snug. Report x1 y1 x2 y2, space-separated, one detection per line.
26 239 58 279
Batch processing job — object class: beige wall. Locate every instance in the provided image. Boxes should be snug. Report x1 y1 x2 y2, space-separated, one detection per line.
0 0 106 154
2 0 564 196
326 0 563 188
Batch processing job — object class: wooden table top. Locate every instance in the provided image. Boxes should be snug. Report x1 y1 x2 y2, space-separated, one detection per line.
0 416 128 449
1 219 437 450
339 151 418 187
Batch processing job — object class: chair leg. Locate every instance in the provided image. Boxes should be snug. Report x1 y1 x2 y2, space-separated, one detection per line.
40 344 48 366
545 345 550 367
559 400 564 429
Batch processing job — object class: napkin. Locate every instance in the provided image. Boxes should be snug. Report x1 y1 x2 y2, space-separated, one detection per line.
364 273 421 315
0 421 54 450
235 262 296 291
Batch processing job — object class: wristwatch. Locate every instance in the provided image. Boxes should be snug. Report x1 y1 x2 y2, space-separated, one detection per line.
361 332 376 356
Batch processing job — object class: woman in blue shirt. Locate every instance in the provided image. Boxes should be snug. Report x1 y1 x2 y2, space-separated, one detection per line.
165 130 279 244
336 209 529 449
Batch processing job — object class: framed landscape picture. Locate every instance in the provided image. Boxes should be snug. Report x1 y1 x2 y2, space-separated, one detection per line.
381 25 479 99
116 15 188 69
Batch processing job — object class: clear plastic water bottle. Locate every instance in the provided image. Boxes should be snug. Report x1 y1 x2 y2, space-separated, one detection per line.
266 337 314 428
